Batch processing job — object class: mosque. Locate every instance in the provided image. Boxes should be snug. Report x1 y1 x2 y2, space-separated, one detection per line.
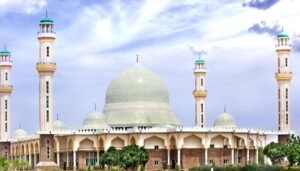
0 15 293 170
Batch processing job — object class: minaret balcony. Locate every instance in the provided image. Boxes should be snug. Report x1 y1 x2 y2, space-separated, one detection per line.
36 63 56 73
275 72 292 81
37 32 56 39
0 61 12 67
275 45 291 52
194 68 207 74
193 90 207 97
0 85 13 94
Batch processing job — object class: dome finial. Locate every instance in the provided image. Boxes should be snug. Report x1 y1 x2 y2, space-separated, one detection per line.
46 9 48 18
19 123 21 129
224 105 226 112
4 43 6 50
56 113 59 120
136 54 139 63
94 103 97 111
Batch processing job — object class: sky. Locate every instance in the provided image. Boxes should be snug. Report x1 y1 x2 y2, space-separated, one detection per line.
0 0 300 135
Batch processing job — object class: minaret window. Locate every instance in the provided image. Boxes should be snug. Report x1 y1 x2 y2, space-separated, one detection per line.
278 89 280 99
46 81 49 94
5 100 7 109
286 101 288 111
46 46 50 57
5 123 7 132
5 111 7 121
201 79 203 86
285 88 288 99
46 96 49 108
286 114 288 124
46 110 49 122
5 72 8 81
285 58 288 67
201 115 203 123
201 104 203 112
278 102 280 112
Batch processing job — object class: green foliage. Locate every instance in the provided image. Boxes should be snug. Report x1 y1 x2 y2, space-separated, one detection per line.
0 156 8 170
258 147 265 164
286 135 300 167
100 144 149 170
263 142 287 163
189 164 284 171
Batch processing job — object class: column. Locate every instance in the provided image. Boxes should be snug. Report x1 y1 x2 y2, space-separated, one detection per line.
204 148 208 165
57 152 60 167
231 149 234 165
73 151 76 171
29 153 32 167
177 148 181 167
34 154 37 166
96 151 100 166
167 148 170 167
246 149 249 164
66 152 69 168
255 149 259 164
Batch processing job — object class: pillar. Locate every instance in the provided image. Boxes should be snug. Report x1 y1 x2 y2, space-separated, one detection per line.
204 148 208 165
246 149 249 164
66 152 69 167
56 152 60 167
167 148 171 167
177 148 181 167
231 149 234 165
34 153 37 165
73 151 76 171
29 152 32 167
255 149 259 164
96 151 100 166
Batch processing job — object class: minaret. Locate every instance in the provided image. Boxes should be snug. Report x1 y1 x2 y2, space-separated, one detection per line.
193 57 207 128
36 14 56 132
275 30 291 132
0 45 13 140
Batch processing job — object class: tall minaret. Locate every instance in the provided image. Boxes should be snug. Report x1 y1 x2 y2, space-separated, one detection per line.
0 45 13 140
36 14 56 132
275 30 292 132
193 57 207 128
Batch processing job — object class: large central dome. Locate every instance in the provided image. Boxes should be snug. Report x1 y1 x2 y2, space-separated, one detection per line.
103 63 181 127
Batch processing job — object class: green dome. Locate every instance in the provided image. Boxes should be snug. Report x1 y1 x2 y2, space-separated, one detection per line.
0 49 10 55
40 17 53 23
53 120 67 130
82 112 110 129
195 58 205 63
14 129 27 139
213 112 237 128
103 63 181 127
277 32 288 38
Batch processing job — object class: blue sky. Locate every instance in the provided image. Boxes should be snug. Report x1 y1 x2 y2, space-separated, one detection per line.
1 0 300 135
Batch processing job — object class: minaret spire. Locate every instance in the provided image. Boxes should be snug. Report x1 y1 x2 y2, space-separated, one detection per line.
193 55 207 128
224 105 226 113
94 103 97 111
275 29 291 132
136 54 139 63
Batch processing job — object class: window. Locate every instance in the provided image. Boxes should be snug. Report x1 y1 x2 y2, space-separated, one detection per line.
224 145 228 149
47 146 50 159
286 101 288 111
201 104 203 112
201 79 203 86
5 123 7 132
46 81 49 94
278 102 280 112
224 159 228 165
278 89 280 99
154 160 159 166
154 145 159 151
279 114 281 124
201 115 203 123
5 100 7 109
5 111 7 121
285 88 288 99
209 160 214 164
210 144 214 149
5 72 8 81
285 58 288 67
286 114 288 124
46 46 50 57
46 96 49 108
46 110 49 122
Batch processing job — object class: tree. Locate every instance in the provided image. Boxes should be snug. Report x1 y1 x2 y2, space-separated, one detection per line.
138 146 149 170
263 142 287 164
0 156 9 171
258 147 265 164
286 134 300 166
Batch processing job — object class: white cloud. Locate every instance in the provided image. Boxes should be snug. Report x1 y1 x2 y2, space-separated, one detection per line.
0 0 47 15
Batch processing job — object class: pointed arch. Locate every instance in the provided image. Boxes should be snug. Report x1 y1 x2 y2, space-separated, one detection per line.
111 137 125 149
183 135 203 148
79 138 95 150
144 136 165 149
130 136 136 145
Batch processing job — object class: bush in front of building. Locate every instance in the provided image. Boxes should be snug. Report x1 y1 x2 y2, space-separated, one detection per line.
189 164 285 171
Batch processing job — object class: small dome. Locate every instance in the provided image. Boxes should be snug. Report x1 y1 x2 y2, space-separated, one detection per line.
40 17 53 23
195 58 205 63
83 112 110 129
14 129 28 139
277 32 288 38
213 112 237 128
0 49 10 55
53 120 67 130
